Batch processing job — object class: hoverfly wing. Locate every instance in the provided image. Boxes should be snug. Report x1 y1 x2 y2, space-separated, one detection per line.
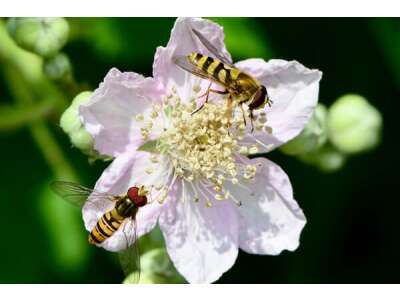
191 28 233 67
50 180 116 208
119 218 141 283
174 55 228 88
173 55 211 80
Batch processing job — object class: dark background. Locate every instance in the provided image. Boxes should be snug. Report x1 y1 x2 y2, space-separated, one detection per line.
0 18 398 283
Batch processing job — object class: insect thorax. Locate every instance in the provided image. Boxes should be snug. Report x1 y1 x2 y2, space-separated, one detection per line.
233 73 259 103
115 197 137 218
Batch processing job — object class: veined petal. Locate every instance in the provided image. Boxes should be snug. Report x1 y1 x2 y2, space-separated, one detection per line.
235 59 322 152
226 156 306 255
82 150 172 252
159 180 239 283
79 68 165 157
153 17 231 103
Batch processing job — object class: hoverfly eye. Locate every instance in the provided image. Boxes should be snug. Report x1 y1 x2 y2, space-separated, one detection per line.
260 85 267 99
249 86 267 110
127 187 148 207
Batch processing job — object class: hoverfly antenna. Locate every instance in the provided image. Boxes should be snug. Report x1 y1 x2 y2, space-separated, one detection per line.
137 185 149 197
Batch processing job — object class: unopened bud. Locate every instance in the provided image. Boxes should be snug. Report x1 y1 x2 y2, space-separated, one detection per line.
300 145 346 173
43 52 72 80
281 104 328 155
328 94 382 154
60 91 109 162
122 271 167 284
140 248 175 278
7 17 69 58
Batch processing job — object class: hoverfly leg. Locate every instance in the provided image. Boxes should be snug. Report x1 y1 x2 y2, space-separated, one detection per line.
240 104 247 127
192 82 212 115
193 82 230 115
196 81 212 100
225 95 233 131
250 110 255 133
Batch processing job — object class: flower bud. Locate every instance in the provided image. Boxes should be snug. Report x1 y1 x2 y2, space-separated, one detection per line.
300 145 346 173
60 91 100 159
328 94 382 154
43 53 72 81
281 104 328 155
122 271 167 284
7 18 69 58
140 248 175 278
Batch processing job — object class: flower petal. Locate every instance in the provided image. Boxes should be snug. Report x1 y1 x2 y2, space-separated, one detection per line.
79 68 165 157
227 156 306 255
235 59 322 152
153 17 231 102
82 150 172 252
159 180 239 283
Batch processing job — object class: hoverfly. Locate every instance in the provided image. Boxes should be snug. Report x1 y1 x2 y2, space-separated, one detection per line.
50 180 149 282
173 28 272 131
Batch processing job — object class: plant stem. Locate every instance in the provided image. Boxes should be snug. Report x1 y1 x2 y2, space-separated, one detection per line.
0 100 54 132
0 19 69 114
0 19 78 181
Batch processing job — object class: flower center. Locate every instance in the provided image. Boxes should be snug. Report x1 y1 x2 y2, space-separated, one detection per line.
135 85 271 207
165 100 238 181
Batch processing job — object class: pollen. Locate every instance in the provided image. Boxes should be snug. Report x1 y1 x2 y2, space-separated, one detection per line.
137 87 261 208
135 114 144 122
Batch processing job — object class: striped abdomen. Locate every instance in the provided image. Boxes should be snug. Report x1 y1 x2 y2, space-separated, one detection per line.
188 52 259 103
188 52 240 87
88 209 124 245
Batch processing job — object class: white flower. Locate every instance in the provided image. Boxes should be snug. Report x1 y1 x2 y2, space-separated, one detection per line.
79 17 322 283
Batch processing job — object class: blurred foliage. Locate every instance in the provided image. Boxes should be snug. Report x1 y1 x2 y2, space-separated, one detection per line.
38 181 90 274
0 17 394 284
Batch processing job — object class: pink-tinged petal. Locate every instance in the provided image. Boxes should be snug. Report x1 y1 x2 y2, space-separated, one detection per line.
159 180 239 283
153 17 231 102
79 68 165 157
235 59 322 152
226 156 306 255
82 151 171 252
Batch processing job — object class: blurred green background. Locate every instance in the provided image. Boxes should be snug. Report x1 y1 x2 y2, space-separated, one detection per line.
0 17 396 283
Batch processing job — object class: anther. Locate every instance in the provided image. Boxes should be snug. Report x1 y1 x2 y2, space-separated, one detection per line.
249 145 259 155
151 110 158 118
135 114 144 122
264 126 273 134
193 84 201 93
205 199 213 208
239 146 248 155
215 194 224 201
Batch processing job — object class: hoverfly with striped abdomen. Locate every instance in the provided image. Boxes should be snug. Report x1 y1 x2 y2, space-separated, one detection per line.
50 180 149 282
173 28 273 131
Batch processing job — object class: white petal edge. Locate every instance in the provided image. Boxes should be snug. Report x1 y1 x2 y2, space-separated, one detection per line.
159 180 239 283
79 68 165 157
226 156 306 255
153 17 231 103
